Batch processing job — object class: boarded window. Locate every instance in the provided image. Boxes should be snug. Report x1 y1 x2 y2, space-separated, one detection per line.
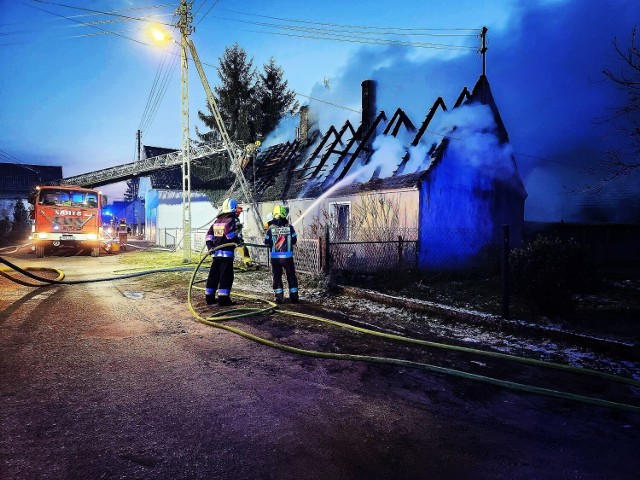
333 203 350 241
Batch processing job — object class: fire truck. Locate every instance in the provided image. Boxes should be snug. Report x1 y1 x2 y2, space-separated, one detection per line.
29 185 104 258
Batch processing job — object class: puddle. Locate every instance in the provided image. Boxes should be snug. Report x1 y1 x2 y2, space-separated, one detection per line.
123 291 144 300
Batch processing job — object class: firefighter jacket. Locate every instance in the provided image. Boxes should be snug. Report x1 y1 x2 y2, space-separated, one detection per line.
264 218 297 259
205 213 240 258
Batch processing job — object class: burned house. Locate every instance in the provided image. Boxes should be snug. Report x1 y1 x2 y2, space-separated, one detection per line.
142 73 526 271
226 74 526 271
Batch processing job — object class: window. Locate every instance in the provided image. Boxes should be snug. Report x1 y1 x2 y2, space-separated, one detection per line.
332 203 350 241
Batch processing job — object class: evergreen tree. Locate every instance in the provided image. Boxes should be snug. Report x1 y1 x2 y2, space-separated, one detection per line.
124 178 139 202
196 46 298 146
256 57 299 138
0 212 11 243
11 199 29 240
197 43 257 146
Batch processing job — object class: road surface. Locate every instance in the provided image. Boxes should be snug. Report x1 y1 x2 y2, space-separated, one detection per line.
1 252 639 479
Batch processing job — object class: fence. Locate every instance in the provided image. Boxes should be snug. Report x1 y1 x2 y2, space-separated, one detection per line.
155 226 509 276
329 238 418 273
154 228 323 273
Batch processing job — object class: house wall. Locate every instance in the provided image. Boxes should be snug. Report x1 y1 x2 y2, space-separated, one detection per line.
418 149 525 270
267 188 419 240
145 189 217 243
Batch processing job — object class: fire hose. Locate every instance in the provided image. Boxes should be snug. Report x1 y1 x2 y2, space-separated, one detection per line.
1 251 639 413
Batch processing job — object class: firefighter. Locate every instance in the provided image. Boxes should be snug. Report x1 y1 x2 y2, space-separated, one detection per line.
117 217 128 251
262 212 274 231
264 205 298 304
234 205 252 265
204 198 242 306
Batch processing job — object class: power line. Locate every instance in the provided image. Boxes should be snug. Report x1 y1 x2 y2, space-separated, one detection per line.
196 0 221 27
140 44 180 135
24 2 169 49
0 149 39 173
218 8 478 33
237 27 476 51
29 0 175 26
514 152 587 170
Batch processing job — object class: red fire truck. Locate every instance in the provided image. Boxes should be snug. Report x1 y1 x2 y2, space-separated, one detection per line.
29 185 104 258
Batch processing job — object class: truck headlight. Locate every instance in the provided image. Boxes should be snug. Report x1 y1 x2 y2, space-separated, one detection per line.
37 233 48 239
87 233 98 240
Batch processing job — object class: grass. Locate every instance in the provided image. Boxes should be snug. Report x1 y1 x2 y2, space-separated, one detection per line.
118 249 204 268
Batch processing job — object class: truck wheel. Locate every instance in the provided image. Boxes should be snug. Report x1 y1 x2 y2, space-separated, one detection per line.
35 245 45 258
91 246 100 257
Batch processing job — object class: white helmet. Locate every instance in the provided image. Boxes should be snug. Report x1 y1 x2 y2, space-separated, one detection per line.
221 198 237 214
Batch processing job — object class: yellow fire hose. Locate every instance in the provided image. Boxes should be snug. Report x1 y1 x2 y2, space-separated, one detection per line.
187 249 640 413
1 252 639 413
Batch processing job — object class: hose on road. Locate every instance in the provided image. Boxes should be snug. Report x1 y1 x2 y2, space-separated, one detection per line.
1 251 639 413
186 249 640 414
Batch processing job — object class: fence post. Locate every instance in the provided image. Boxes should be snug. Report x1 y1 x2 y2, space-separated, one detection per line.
398 235 403 268
323 224 331 274
501 224 510 319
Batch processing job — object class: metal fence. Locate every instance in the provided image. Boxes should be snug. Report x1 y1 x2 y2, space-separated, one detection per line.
156 228 418 274
329 238 418 273
154 228 323 273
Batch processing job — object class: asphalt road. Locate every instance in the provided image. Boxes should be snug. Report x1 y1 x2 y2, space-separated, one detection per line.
1 252 639 479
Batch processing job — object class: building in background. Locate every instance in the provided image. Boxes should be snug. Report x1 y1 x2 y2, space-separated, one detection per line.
0 163 63 219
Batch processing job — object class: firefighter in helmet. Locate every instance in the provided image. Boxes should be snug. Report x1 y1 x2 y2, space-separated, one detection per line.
117 217 128 251
264 205 298 304
204 198 242 306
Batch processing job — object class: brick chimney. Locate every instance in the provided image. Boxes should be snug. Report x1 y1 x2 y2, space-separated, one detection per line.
298 105 309 143
360 79 377 142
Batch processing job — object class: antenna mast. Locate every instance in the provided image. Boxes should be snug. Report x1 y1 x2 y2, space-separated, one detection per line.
480 26 488 77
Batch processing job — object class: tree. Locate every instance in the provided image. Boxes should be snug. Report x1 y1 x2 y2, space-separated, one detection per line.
123 177 139 202
255 57 299 138
0 211 11 243
196 46 298 146
197 43 257 146
11 199 30 240
602 26 640 179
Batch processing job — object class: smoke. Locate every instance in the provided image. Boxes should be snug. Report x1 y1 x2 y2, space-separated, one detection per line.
293 0 640 223
259 0 640 222
260 113 299 150
438 104 516 181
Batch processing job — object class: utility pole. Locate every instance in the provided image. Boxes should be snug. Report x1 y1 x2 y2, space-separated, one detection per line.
177 0 194 262
136 129 141 162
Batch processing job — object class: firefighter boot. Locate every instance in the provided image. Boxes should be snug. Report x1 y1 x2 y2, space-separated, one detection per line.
274 293 284 304
218 296 236 307
290 292 299 304
205 294 216 305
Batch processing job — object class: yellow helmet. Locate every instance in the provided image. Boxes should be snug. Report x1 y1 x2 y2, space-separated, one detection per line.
221 198 238 214
272 205 287 219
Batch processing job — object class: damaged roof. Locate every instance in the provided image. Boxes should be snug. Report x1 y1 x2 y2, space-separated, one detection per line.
226 74 513 203
149 74 521 205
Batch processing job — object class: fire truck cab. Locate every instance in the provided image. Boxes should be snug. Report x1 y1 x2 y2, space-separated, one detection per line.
29 185 104 258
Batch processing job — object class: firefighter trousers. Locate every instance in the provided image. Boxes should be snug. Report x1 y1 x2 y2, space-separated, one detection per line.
206 256 234 299
271 257 298 299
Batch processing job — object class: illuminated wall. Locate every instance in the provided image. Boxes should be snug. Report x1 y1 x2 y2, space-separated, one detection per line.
417 103 526 270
